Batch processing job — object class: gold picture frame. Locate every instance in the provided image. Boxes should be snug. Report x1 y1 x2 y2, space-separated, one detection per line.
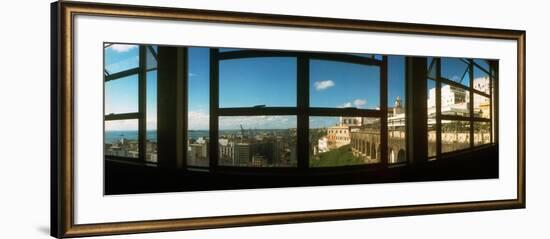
51 1 526 237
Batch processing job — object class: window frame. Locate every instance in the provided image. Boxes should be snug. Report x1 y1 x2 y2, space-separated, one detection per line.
427 57 496 160
103 44 158 164
207 48 390 172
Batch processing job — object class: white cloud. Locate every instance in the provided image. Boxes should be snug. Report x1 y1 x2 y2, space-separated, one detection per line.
338 99 367 108
105 119 138 131
353 99 367 108
109 44 138 53
146 120 157 131
188 111 210 130
219 116 296 130
188 73 197 77
313 80 335 91
338 102 353 108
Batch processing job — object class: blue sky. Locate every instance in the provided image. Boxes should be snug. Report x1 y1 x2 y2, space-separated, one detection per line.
440 58 490 86
104 45 451 130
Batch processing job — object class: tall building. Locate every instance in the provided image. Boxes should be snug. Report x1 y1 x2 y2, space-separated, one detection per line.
219 138 235 165
234 143 251 166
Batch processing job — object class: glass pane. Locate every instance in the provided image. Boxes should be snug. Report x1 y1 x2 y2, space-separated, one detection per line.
441 120 470 153
146 70 157 163
188 47 211 167
218 116 297 167
104 44 139 74
146 45 157 70
105 119 139 158
219 57 297 108
105 74 139 115
427 120 437 158
474 121 491 146
310 59 380 109
427 57 437 79
441 58 470 87
473 59 491 94
310 116 380 167
441 83 469 117
388 56 406 164
427 79 437 158
474 93 491 119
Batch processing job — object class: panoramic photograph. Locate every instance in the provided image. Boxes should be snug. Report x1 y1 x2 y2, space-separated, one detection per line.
103 43 497 195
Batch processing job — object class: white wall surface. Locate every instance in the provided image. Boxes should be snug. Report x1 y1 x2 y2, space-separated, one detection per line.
0 0 546 238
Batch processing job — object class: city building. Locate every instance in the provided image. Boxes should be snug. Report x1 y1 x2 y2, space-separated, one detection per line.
234 143 251 166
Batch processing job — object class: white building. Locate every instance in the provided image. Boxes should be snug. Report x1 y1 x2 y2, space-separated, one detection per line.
316 136 329 154
427 77 490 117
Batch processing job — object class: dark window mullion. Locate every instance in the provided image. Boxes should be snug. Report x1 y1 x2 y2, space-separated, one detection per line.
440 77 470 90
105 112 140 121
471 88 490 98
440 114 473 121
297 53 309 170
209 48 220 169
308 52 382 66
435 58 442 157
469 59 474 148
218 49 297 60
490 60 498 145
471 59 493 78
138 46 147 162
180 47 188 169
105 67 139 82
380 56 388 167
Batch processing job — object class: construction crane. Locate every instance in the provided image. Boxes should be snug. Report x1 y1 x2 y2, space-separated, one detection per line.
240 124 246 139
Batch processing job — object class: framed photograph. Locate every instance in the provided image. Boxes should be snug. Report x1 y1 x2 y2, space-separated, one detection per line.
51 1 526 238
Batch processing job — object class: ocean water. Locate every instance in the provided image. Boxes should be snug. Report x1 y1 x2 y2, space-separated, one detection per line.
105 130 210 143
104 129 289 144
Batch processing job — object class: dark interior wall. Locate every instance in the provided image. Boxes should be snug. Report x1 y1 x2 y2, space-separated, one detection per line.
105 145 497 195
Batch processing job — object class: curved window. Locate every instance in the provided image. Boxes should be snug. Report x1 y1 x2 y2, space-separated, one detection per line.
103 43 500 195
